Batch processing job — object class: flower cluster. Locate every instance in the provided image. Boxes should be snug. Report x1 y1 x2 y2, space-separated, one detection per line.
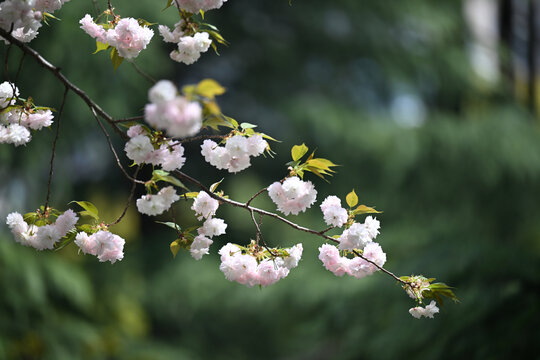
79 15 154 59
267 176 317 215
0 0 70 43
190 217 227 260
219 243 303 287
136 186 180 216
159 22 212 65
191 191 219 220
188 191 225 259
201 135 267 173
0 82 54 146
6 210 78 250
144 80 202 138
75 230 125 264
174 0 228 13
320 195 348 227
409 301 440 319
338 216 380 251
124 125 186 171
318 242 386 279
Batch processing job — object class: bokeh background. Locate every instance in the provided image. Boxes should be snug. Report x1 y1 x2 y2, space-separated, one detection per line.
1 0 540 358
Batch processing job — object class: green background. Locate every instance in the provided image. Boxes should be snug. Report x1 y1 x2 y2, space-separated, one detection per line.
1 0 539 358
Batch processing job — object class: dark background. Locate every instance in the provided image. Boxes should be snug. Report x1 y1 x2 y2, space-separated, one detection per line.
1 0 540 358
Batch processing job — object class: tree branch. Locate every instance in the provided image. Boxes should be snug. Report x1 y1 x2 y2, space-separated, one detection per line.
174 170 407 284
0 28 128 140
45 86 69 211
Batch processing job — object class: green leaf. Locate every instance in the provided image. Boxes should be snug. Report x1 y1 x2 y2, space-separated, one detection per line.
163 0 174 10
94 41 109 54
156 221 181 231
203 116 235 130
182 192 199 199
71 201 99 220
54 231 77 251
152 170 189 191
291 143 308 161
196 79 226 99
240 122 257 129
170 239 181 258
352 205 382 215
346 190 358 208
210 179 224 192
110 47 124 71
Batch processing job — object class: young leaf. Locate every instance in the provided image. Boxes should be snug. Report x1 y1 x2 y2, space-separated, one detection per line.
71 201 99 220
170 239 181 258
110 47 124 71
210 179 224 192
94 41 109 54
291 143 308 161
352 205 382 215
196 79 226 99
346 190 358 208
156 221 181 231
240 122 257 129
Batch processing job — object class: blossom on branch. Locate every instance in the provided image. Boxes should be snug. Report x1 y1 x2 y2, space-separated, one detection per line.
6 209 78 250
75 230 125 264
267 176 317 216
200 135 267 173
218 242 303 287
144 81 202 138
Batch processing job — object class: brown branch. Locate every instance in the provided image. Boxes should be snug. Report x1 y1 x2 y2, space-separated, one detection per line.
113 115 145 123
246 186 268 207
45 86 69 211
107 166 141 226
131 61 156 84
177 134 226 144
91 107 145 184
0 27 127 140
250 209 277 256
174 170 407 284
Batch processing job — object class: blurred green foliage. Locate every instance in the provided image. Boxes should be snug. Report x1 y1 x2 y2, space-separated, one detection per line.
1 0 540 359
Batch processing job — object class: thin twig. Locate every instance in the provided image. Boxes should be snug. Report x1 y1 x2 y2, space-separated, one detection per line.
177 134 227 144
91 107 145 184
246 186 268 207
0 28 127 140
131 61 156 84
113 115 145 123
250 209 277 256
319 225 335 235
14 51 25 84
108 166 141 226
174 170 407 284
45 86 69 211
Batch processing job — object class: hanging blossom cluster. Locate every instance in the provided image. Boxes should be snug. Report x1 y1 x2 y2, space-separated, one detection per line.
268 176 318 216
137 186 180 216
219 243 303 287
189 191 226 259
200 134 268 173
6 210 78 250
75 230 125 264
409 301 440 319
320 195 348 227
144 80 202 138
0 0 71 43
79 15 154 59
0 82 54 146
318 242 386 279
124 125 186 171
159 21 212 65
